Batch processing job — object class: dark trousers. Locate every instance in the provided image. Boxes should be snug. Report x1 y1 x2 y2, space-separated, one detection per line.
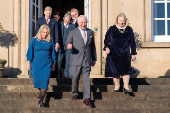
57 47 71 78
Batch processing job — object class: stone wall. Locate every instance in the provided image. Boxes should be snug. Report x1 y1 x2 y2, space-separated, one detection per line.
0 0 29 77
0 0 170 78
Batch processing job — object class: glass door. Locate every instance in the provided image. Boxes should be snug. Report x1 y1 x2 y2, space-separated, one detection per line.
29 0 43 42
84 0 91 28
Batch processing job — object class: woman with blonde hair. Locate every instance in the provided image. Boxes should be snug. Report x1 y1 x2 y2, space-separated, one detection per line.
104 13 137 93
26 24 56 107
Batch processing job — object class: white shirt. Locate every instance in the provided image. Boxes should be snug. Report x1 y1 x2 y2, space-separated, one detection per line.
64 23 69 28
45 16 50 22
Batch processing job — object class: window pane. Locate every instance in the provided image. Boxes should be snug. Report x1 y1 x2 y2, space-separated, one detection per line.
153 3 165 18
168 3 170 18
32 5 35 20
36 0 39 6
36 7 38 21
153 20 165 35
32 22 35 37
168 20 170 35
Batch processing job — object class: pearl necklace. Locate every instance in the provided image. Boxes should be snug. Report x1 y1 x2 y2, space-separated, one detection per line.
116 25 126 33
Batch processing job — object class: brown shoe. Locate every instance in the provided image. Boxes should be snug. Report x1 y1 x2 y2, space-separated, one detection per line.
83 99 92 107
72 95 77 100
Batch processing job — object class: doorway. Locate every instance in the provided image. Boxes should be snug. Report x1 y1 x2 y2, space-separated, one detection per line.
43 0 84 22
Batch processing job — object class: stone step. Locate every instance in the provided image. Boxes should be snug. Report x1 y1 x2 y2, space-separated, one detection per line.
0 100 170 109
0 78 170 85
0 85 170 92
1 108 170 113
1 92 170 100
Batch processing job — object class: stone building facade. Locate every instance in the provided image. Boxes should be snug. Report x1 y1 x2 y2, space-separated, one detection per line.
0 0 170 78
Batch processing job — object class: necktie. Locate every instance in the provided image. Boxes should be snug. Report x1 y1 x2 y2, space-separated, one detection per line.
82 30 86 44
73 20 75 24
46 19 49 25
65 25 68 28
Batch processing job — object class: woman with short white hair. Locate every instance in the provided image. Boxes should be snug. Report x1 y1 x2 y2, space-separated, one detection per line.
26 24 56 107
104 13 137 94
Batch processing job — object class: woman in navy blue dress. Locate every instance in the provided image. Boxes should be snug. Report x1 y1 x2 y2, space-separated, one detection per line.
26 24 56 107
104 13 137 94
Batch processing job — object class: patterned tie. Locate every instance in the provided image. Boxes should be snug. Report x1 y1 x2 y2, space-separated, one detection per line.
65 24 68 28
46 19 49 25
82 30 86 44
73 20 75 24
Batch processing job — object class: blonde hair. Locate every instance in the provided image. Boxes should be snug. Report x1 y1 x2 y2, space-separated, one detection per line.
70 8 79 15
115 13 129 26
34 24 52 43
44 6 52 12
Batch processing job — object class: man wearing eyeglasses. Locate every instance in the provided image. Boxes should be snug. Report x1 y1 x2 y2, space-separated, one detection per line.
70 8 79 27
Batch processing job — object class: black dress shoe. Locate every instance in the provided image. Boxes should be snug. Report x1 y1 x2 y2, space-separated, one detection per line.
83 99 92 107
38 100 44 108
72 95 77 100
123 88 130 94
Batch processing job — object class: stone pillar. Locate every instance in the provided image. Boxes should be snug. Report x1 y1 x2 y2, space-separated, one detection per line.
90 0 102 76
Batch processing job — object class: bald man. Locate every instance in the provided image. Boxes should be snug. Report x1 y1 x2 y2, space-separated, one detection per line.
66 15 97 107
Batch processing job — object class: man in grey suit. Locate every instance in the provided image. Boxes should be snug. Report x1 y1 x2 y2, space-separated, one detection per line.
66 15 97 107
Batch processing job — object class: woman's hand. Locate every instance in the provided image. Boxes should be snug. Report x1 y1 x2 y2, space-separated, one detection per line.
26 64 31 71
52 65 55 71
105 47 110 54
131 55 136 61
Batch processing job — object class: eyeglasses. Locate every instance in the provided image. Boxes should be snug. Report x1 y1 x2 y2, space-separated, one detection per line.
71 14 77 17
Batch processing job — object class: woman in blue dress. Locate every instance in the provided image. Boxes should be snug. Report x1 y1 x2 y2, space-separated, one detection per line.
26 24 56 107
104 13 137 94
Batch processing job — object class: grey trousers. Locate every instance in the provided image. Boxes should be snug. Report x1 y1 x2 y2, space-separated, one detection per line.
69 57 91 99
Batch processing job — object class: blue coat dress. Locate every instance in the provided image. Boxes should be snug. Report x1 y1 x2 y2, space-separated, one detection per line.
26 38 56 89
104 25 137 77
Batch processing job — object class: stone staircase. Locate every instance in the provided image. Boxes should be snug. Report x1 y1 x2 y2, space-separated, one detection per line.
0 78 170 113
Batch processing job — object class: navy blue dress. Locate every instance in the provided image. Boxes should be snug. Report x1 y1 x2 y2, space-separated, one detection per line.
26 38 56 89
104 25 137 77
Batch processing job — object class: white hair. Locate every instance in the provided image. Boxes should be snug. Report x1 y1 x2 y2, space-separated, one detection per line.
77 15 88 23
64 13 71 19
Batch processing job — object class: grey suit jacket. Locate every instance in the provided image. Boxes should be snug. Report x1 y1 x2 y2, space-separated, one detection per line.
66 27 97 67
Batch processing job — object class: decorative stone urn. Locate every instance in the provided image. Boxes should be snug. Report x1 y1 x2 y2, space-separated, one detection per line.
0 59 7 77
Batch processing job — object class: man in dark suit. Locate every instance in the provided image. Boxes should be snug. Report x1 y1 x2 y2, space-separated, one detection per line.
58 13 76 78
70 8 79 27
53 11 61 23
66 15 97 107
35 6 59 50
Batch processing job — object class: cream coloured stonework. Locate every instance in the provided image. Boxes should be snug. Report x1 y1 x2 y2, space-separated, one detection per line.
0 0 29 78
0 0 170 78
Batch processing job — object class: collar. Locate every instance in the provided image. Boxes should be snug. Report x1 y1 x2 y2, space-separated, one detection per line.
45 16 50 21
78 27 87 31
64 23 69 27
74 18 78 22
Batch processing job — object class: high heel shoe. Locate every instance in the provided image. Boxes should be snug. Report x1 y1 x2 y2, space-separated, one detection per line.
114 89 119 92
123 88 130 94
38 100 44 108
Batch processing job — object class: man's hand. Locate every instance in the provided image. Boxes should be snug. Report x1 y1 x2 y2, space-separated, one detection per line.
67 44 72 49
91 61 96 67
105 47 110 54
131 55 136 61
52 65 55 71
55 44 60 50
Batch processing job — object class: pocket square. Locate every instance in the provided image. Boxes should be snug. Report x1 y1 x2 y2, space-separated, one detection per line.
90 36 93 38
